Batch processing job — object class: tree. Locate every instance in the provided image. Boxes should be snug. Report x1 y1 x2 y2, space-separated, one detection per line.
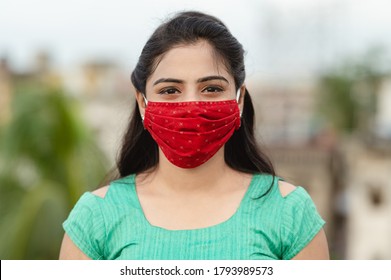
316 47 388 137
0 84 109 259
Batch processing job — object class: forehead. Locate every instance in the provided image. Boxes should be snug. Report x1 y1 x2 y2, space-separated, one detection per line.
147 41 232 82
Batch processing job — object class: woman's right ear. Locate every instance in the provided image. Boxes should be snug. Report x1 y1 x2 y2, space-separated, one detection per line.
135 91 147 119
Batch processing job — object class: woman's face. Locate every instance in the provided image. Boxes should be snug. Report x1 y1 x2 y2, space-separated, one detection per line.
144 40 238 103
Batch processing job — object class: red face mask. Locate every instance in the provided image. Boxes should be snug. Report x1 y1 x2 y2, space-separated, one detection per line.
143 99 241 168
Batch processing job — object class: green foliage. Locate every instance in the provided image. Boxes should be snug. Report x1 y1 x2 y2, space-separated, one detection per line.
0 85 109 259
316 47 388 135
317 73 358 133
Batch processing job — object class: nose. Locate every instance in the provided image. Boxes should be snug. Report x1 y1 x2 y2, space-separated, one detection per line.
181 88 202 102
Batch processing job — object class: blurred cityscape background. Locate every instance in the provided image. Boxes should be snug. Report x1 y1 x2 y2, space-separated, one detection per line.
1 0 391 259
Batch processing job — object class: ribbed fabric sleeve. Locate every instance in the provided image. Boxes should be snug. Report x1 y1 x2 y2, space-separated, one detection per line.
280 188 326 259
63 193 106 259
62 174 325 260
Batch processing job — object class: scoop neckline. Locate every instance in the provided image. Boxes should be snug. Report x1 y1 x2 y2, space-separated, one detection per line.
129 173 258 233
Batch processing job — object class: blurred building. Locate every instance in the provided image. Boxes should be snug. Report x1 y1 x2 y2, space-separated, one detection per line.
375 78 391 139
344 139 391 259
250 74 391 260
62 59 132 163
63 60 128 99
250 80 317 146
343 76 391 260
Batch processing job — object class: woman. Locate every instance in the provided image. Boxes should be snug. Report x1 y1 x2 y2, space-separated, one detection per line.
60 11 329 260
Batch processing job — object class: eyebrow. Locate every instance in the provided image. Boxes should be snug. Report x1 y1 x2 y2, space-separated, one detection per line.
153 78 183 85
197 75 229 84
152 75 229 86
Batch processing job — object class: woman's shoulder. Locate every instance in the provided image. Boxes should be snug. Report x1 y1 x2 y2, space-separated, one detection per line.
275 178 316 207
251 175 318 215
91 174 137 199
251 173 297 199
92 186 110 198
278 180 297 198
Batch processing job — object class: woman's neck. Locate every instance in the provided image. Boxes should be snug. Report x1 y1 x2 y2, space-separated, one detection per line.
146 148 233 195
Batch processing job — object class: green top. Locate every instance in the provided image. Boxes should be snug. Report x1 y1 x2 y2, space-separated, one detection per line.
63 173 325 260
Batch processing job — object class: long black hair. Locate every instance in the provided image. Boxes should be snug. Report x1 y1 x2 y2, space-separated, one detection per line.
116 11 275 180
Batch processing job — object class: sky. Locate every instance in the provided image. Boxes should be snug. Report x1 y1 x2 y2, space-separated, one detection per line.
1 0 391 80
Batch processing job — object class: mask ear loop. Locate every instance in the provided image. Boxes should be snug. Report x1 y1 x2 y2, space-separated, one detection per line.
142 94 148 106
236 88 243 117
140 94 148 123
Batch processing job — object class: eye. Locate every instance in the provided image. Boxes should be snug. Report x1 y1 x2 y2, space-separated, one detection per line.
159 87 181 95
202 86 223 93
